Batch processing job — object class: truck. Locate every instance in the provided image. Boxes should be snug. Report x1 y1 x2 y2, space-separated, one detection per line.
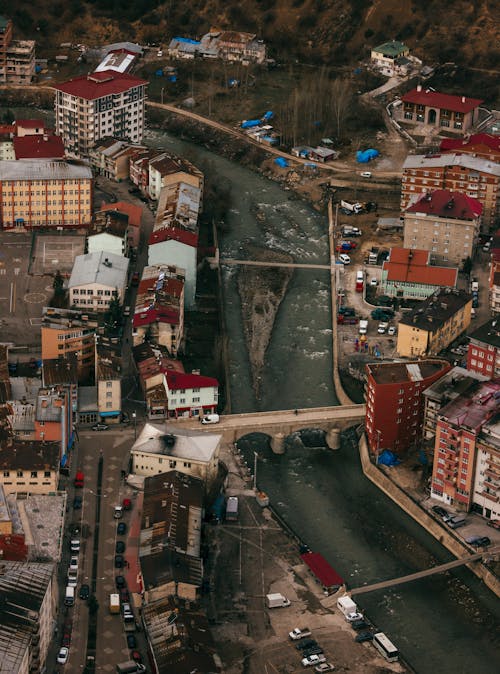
289 627 312 640
266 593 291 609
340 200 363 214
116 662 146 673
359 320 368 335
368 248 379 265
109 593 120 614
74 470 84 488
342 225 362 237
337 314 358 325
225 496 239 521
337 595 360 620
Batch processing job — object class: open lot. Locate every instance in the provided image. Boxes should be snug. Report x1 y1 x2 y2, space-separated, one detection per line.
30 233 85 276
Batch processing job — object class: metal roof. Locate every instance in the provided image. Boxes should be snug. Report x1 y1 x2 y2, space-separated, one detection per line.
403 152 500 177
69 250 129 290
132 423 220 463
0 159 92 181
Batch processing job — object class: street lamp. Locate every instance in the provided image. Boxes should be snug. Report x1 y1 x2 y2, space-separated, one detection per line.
253 451 259 491
132 412 137 440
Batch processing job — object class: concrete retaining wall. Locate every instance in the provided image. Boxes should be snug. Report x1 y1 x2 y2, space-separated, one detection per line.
358 434 500 598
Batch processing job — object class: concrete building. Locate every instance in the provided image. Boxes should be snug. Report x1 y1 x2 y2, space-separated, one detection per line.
440 133 500 163
35 386 73 461
131 424 221 488
88 209 130 258
397 288 472 358
0 561 56 674
370 40 410 75
53 71 148 157
430 378 500 518
88 137 144 180
149 228 198 308
148 153 203 202
13 133 65 160
141 471 203 558
165 370 219 419
401 153 500 229
381 247 458 300
97 356 121 424
0 159 92 230
0 16 35 84
365 359 450 457
69 250 129 311
98 200 142 249
467 319 500 379
216 30 266 64
0 439 60 495
399 86 482 134
403 190 482 267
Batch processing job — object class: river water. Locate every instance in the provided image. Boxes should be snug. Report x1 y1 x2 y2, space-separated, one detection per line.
8 109 499 671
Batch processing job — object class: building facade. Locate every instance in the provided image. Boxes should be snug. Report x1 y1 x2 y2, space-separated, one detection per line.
467 319 500 379
0 159 92 230
381 247 458 299
403 190 482 266
0 440 59 494
68 250 129 311
148 229 198 308
53 71 148 157
399 86 482 134
0 16 35 84
365 359 450 456
397 289 472 357
97 359 121 423
370 40 410 75
41 308 97 382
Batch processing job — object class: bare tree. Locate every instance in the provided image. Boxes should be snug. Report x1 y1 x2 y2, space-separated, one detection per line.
330 77 352 138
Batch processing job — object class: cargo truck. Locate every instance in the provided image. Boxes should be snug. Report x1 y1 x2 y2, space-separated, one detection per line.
266 592 291 608
116 661 146 673
337 595 363 621
340 200 363 214
109 593 120 614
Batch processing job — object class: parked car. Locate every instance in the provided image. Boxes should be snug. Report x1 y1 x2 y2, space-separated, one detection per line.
376 295 393 307
117 522 127 535
201 414 220 424
115 541 126 554
487 519 500 529
369 277 378 286
472 297 479 308
467 536 491 547
79 584 90 600
338 253 351 265
62 632 71 647
115 575 126 589
131 651 143 663
57 647 69 665
388 326 397 336
115 554 124 568
296 639 318 651
120 587 130 603
302 654 326 667
371 308 394 320
73 496 82 510
355 631 374 642
131 271 140 286
338 306 355 316
351 619 370 631
302 646 324 658
432 505 448 518
127 634 137 649
69 557 78 572
377 322 389 334
92 423 108 431
314 664 335 673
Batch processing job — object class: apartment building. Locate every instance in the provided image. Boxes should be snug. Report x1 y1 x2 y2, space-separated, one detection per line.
0 439 59 495
381 247 458 300
88 209 130 258
149 227 198 308
467 319 500 379
430 378 500 518
0 159 92 230
88 137 145 180
53 71 148 157
97 357 121 424
98 200 142 248
35 387 73 461
365 359 450 457
0 16 35 84
401 153 500 229
397 288 472 357
440 133 500 163
148 153 203 201
399 86 482 134
68 250 129 311
41 308 97 382
403 190 482 266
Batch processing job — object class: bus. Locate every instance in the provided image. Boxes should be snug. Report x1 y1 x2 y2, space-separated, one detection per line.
372 632 399 662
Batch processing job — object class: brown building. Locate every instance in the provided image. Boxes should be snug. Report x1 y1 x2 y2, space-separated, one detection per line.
403 190 482 266
400 86 482 134
0 439 60 495
401 153 500 229
0 16 35 84
440 133 500 163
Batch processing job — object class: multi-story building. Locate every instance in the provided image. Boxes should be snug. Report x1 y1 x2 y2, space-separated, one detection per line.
381 247 458 300
148 153 203 201
141 471 203 558
0 561 56 674
41 308 97 383
13 133 65 160
149 228 198 308
370 40 410 76
53 71 148 157
399 86 482 134
0 159 92 230
165 370 219 419
68 250 129 311
133 265 185 355
365 359 450 456
430 378 500 518
98 200 142 248
88 209 130 258
397 288 472 358
88 137 144 180
440 133 500 163
0 16 35 84
401 153 500 229
131 424 221 488
35 386 73 461
403 190 482 267
97 357 122 424
216 30 266 64
0 439 60 494
467 319 500 379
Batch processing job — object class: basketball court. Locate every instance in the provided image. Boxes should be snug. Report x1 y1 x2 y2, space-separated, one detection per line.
30 233 86 276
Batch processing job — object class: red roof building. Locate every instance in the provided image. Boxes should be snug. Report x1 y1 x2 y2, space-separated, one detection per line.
149 226 199 248
13 134 65 159
440 133 500 162
53 71 147 99
403 190 483 266
382 247 458 299
300 552 344 594
15 119 46 135
400 86 483 134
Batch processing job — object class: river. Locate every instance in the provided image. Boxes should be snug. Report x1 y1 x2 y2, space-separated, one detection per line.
7 109 500 672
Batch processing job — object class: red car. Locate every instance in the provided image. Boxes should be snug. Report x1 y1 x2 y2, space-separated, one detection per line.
62 633 71 648
74 470 84 488
131 651 142 663
123 498 132 510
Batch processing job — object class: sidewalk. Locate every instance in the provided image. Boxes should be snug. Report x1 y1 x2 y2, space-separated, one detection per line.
124 491 144 594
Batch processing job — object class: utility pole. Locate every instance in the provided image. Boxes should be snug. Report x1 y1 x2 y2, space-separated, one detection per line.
375 429 382 465
253 451 258 491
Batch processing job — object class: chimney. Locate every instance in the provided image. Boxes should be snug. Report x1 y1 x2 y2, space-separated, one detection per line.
462 96 465 103
43 134 48 141
417 84 422 92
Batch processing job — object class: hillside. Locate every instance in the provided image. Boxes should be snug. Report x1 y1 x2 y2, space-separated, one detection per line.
1 0 499 69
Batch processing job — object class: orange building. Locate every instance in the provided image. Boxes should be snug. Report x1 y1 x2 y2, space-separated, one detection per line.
34 387 73 462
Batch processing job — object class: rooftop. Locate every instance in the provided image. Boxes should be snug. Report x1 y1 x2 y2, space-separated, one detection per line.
372 40 408 57
399 288 471 332
141 547 203 589
69 250 129 290
99 200 142 227
405 189 482 219
439 379 500 431
468 318 500 349
13 134 65 160
300 552 344 589
132 423 220 463
0 158 92 181
149 225 199 248
403 152 500 177
367 359 450 385
36 388 67 423
440 133 500 154
384 247 458 286
166 370 218 391
21 493 66 561
423 366 488 403
53 70 147 100
42 354 79 387
0 440 59 470
402 88 483 113
94 50 136 74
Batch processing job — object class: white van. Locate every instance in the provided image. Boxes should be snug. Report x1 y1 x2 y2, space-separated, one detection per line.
360 171 372 178
356 270 364 283
201 414 220 425
65 585 75 606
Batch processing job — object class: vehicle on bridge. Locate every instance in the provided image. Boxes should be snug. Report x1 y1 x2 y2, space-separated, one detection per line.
201 413 220 424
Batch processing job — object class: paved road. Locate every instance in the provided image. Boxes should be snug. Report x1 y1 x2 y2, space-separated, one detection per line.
211 257 331 270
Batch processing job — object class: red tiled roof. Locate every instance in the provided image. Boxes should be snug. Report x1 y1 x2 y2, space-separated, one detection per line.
101 201 142 227
15 119 45 129
384 247 458 286
440 133 500 153
149 226 198 248
300 552 344 589
0 124 15 136
13 134 65 159
53 71 147 100
402 88 483 113
133 306 180 328
165 370 218 390
406 189 482 219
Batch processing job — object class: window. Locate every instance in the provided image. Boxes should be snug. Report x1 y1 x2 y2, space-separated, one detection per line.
3 471 9 477
44 471 51 478
106 402 113 408
17 470 23 477
106 391 113 398
31 471 38 478
106 381 112 388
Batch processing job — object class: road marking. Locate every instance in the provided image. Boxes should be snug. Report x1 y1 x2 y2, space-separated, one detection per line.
14 267 20 276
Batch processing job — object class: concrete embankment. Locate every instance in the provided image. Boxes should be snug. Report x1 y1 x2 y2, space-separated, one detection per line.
358 434 500 598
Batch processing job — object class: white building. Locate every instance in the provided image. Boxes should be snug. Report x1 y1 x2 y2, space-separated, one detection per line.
149 228 198 308
69 250 129 311
87 230 128 257
53 70 148 157
165 370 218 418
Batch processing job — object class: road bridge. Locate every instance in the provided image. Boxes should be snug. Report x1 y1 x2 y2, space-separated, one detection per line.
349 547 500 596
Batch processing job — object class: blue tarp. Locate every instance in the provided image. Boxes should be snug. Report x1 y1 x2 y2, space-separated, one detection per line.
60 454 68 468
274 157 288 168
377 449 401 466
418 449 428 465
168 75 177 82
173 37 200 45
263 110 274 120
356 148 380 163
241 119 261 129
155 69 163 76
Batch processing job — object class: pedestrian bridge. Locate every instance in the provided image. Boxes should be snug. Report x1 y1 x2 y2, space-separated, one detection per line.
212 405 366 452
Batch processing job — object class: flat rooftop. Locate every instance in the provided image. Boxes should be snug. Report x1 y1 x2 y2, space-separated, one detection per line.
439 379 500 431
423 366 488 402
400 289 471 332
132 423 220 463
367 359 449 385
468 318 500 349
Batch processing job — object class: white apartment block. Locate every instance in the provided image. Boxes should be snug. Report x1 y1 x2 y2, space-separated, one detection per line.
69 250 129 311
53 71 148 157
